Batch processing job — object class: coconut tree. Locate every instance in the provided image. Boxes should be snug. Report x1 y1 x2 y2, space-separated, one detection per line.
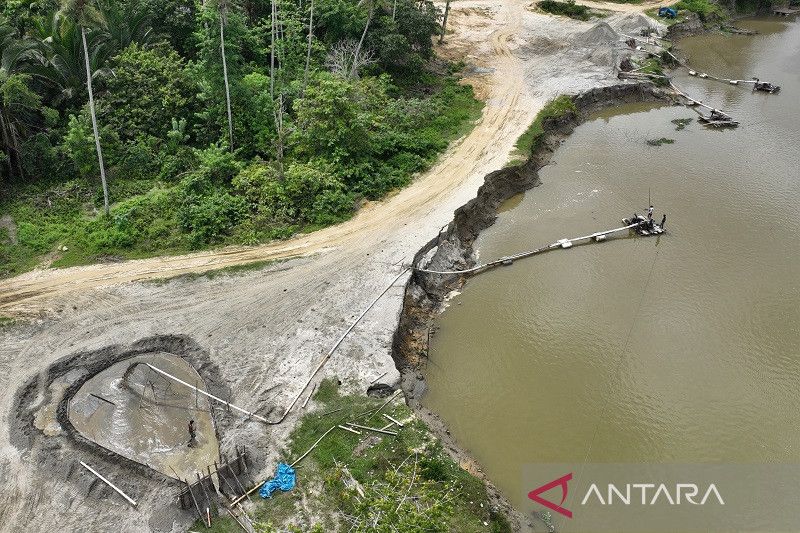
209 0 235 151
0 24 45 181
302 0 314 93
58 0 110 215
32 13 110 110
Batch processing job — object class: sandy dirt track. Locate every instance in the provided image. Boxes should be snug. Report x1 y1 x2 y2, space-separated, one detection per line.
0 3 655 531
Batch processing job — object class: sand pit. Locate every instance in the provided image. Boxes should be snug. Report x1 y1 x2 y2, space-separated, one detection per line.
68 352 219 481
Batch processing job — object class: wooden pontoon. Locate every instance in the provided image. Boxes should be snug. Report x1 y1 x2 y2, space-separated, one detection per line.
698 109 739 128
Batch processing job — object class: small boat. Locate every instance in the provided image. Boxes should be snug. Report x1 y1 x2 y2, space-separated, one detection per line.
698 109 739 128
622 214 665 236
753 80 780 93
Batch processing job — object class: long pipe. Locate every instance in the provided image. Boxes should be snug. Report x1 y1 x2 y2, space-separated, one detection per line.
265 267 411 424
80 461 138 507
144 363 268 423
416 223 639 275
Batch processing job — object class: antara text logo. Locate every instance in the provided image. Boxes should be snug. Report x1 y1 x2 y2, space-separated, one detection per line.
528 473 725 519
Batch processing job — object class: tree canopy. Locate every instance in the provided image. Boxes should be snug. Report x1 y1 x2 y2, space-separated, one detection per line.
0 0 483 277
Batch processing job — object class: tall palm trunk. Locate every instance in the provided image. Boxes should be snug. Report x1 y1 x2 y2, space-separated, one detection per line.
302 0 314 94
439 0 451 44
351 4 373 78
81 25 109 216
0 109 24 180
270 0 276 98
219 15 234 151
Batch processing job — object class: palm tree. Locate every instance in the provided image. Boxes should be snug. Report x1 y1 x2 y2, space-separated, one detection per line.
32 13 109 110
206 0 235 151
58 0 110 215
302 0 314 94
0 24 45 181
101 2 154 55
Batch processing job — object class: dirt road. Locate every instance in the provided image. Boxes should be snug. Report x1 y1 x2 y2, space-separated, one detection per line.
0 3 654 531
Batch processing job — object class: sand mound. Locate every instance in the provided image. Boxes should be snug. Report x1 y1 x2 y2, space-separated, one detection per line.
576 22 620 47
607 13 664 37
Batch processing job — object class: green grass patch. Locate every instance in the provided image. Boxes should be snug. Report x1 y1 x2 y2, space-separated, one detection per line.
671 118 694 130
537 0 591 20
508 95 578 165
0 316 16 329
673 0 726 20
194 379 510 532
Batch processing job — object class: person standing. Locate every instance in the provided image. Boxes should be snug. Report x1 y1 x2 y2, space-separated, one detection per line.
647 205 654 220
188 419 197 447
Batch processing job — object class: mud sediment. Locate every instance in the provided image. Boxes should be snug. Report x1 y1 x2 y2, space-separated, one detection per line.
391 82 674 530
9 334 250 532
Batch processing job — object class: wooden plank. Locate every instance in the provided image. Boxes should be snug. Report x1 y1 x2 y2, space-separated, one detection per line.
185 479 204 525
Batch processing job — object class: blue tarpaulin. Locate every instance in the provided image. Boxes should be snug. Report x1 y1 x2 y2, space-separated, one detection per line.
259 463 296 498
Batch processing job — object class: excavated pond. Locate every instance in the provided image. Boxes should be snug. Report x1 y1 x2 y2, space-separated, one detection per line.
68 352 219 481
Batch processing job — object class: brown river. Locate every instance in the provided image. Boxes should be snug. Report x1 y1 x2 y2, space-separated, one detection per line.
424 17 800 531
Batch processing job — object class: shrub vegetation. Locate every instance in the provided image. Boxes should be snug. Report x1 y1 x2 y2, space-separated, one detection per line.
537 0 591 20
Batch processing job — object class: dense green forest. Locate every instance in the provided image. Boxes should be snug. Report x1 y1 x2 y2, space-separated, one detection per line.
0 0 481 277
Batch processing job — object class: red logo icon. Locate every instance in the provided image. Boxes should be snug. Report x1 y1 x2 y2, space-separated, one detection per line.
528 473 573 518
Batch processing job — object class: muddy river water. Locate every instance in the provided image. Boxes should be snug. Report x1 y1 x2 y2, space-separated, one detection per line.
424 17 800 529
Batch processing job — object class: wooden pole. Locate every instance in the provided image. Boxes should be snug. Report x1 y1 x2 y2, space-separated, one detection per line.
227 507 249 532
79 461 137 507
196 473 212 528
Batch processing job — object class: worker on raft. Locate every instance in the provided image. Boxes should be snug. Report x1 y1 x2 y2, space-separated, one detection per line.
660 214 667 229
188 419 197 447
648 205 654 220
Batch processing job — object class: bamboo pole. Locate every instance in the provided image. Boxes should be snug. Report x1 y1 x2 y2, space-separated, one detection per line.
346 423 398 436
382 413 404 427
80 461 137 507
338 424 361 435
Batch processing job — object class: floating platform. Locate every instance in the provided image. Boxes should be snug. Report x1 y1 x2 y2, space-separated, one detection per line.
773 7 799 16
697 112 739 128
622 215 665 236
753 81 781 93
